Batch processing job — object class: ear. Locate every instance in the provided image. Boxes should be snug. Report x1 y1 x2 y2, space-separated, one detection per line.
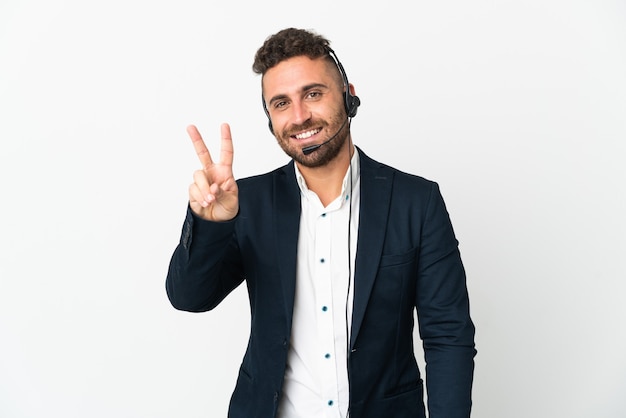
349 83 357 96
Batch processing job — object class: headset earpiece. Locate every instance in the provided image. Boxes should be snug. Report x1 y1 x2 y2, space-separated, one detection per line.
262 96 274 134
327 47 361 118
345 93 360 118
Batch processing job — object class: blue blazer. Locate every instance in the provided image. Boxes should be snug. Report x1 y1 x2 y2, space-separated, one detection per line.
166 148 476 418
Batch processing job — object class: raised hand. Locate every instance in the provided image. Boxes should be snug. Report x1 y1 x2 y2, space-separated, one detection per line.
187 123 239 221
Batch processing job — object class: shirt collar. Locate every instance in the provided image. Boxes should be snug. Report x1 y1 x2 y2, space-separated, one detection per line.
294 148 361 205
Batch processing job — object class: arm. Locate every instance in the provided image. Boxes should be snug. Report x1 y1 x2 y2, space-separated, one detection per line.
166 124 243 311
416 183 476 418
166 206 244 312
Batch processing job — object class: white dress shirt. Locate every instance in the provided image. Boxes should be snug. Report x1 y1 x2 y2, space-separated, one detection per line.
277 150 361 418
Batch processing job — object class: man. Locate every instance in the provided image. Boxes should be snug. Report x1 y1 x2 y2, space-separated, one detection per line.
166 27 476 418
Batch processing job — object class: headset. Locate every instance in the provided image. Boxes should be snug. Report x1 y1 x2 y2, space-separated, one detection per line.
262 47 361 134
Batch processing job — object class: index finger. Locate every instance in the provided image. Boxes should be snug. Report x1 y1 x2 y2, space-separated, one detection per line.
187 124 213 169
219 123 234 167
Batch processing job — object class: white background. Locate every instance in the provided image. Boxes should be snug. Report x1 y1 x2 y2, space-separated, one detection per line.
1 0 625 417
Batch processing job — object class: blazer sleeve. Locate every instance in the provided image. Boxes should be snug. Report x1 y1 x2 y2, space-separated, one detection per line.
416 182 476 418
166 206 244 312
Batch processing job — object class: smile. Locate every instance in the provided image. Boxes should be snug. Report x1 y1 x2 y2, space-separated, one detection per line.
294 129 321 140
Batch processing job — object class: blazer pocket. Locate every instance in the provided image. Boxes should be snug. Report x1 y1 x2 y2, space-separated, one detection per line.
378 247 417 268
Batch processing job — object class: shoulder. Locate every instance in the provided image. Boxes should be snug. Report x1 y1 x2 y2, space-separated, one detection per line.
234 161 299 214
358 147 439 194
236 161 295 189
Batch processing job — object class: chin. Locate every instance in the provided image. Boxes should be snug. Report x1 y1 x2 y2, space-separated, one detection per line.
296 139 346 168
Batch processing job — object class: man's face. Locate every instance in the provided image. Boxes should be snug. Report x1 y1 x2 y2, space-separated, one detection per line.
263 56 348 168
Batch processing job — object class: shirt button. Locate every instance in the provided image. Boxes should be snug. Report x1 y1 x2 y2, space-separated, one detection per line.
328 400 334 406
320 258 325 263
324 353 331 359
321 213 327 217
322 306 328 312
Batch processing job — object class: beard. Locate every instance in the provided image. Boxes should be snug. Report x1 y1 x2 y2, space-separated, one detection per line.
275 109 349 168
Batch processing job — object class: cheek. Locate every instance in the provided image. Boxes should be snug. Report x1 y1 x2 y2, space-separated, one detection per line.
271 114 289 136
273 128 295 151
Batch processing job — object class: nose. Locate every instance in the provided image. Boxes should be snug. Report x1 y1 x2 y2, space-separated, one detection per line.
291 99 312 126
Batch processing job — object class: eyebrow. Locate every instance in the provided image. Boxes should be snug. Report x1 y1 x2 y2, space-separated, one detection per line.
267 83 329 107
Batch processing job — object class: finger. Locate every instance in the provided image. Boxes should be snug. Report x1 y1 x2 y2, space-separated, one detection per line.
187 124 213 169
192 168 210 192
189 182 209 208
219 123 234 166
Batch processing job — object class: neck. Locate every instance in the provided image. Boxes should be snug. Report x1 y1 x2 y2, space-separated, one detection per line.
297 141 354 207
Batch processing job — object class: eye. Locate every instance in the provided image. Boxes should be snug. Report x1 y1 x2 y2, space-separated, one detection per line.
306 91 322 99
273 100 288 109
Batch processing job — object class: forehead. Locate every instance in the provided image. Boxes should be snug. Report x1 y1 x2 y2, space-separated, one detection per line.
262 56 341 97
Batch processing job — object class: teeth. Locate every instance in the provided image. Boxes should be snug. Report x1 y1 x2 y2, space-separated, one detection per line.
295 129 320 139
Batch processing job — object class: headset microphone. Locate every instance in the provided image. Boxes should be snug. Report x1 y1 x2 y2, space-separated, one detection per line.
301 117 349 155
301 144 322 156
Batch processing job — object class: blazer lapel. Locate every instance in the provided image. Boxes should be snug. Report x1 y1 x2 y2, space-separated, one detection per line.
273 162 301 332
350 150 394 350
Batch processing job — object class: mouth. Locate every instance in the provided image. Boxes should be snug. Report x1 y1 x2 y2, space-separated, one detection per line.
292 128 321 140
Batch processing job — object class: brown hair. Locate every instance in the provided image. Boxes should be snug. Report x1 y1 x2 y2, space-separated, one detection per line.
252 28 333 75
